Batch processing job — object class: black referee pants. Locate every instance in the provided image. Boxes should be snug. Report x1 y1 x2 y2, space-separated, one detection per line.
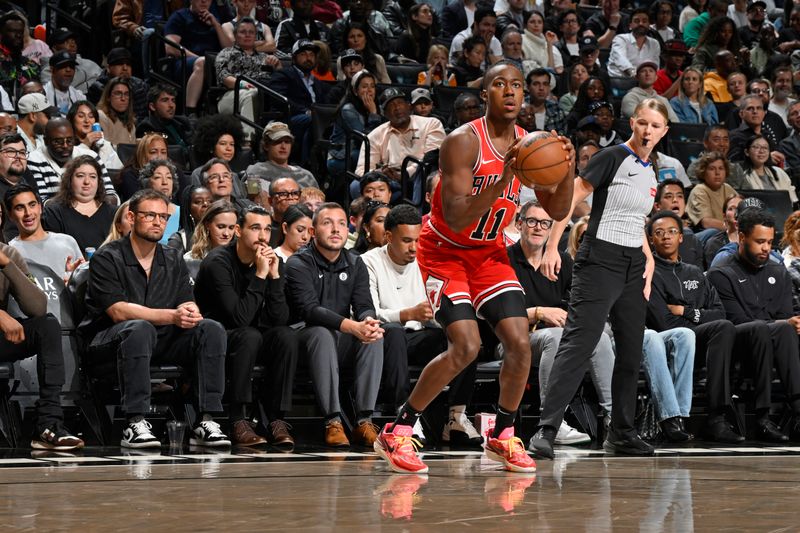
539 237 646 438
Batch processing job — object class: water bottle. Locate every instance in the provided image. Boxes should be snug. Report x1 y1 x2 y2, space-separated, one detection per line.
85 247 96 260
91 123 104 147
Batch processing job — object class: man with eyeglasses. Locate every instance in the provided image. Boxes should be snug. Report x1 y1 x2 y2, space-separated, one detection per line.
245 122 317 189
199 157 252 212
268 177 301 247
553 9 581 67
726 78 788 143
26 117 117 203
738 0 769 49
728 93 785 163
81 188 230 448
87 48 150 121
507 200 612 450
0 133 38 241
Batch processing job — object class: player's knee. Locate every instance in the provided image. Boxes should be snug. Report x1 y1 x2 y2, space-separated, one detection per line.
448 337 481 367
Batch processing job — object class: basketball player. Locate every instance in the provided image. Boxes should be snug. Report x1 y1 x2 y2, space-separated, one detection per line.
374 62 576 474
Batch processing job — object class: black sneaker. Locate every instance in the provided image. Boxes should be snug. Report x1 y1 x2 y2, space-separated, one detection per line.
121 418 161 449
31 424 84 451
756 419 788 443
528 426 557 459
661 416 692 442
707 419 745 444
603 430 654 456
190 419 231 447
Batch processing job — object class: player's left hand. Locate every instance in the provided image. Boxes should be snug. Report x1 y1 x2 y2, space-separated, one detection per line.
501 136 523 185
550 130 575 164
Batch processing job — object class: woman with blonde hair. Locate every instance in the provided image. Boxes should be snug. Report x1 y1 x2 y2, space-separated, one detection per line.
417 44 453 87
670 67 719 124
117 132 170 200
97 77 136 146
100 200 132 247
184 200 238 277
567 215 589 259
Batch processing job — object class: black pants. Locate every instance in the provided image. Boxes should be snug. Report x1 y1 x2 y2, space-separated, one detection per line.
226 325 298 419
88 319 226 416
693 319 735 412
0 314 64 431
382 324 476 408
540 237 646 438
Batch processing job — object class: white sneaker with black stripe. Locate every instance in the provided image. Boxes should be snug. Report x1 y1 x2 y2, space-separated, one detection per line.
121 418 161 449
442 411 483 447
190 420 231 447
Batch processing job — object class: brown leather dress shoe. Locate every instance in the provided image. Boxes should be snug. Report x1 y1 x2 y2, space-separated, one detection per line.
232 420 267 446
269 420 295 447
351 421 379 447
325 420 350 447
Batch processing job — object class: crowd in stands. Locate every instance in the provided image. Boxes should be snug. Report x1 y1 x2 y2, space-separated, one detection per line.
4 0 800 452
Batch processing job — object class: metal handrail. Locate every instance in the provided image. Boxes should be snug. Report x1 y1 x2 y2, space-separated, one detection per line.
233 74 290 131
147 31 187 115
45 3 92 37
343 129 370 210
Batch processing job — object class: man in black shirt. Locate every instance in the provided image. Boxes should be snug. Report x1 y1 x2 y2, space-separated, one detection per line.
195 205 298 447
82 189 230 449
652 179 704 269
135 85 193 149
708 208 800 441
285 202 384 448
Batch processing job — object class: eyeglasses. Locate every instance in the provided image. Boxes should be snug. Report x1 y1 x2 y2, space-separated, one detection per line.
207 173 233 182
48 137 75 147
520 217 553 229
136 211 171 223
750 88 769 95
0 148 28 159
111 91 130 99
272 190 301 200
652 228 681 238
749 144 770 152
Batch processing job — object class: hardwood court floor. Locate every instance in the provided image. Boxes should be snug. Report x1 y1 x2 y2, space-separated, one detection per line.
1 444 800 531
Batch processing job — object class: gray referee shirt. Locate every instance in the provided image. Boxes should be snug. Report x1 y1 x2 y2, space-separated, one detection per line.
582 144 657 248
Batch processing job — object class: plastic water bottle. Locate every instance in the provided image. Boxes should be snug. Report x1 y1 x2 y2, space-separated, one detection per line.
91 123 104 147
85 247 96 259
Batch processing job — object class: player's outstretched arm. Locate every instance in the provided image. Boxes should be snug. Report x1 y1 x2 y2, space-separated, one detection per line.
533 132 576 222
439 127 520 233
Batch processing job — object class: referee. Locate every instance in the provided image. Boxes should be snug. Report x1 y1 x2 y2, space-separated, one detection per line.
530 98 671 458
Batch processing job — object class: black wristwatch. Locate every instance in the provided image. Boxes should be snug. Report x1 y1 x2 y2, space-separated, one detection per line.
608 25 617 31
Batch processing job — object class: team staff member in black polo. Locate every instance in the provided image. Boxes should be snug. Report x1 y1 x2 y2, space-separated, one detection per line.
82 189 230 449
194 205 299 448
531 98 670 458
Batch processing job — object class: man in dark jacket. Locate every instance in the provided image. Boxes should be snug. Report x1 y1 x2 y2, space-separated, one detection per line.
195 205 298 447
87 47 149 121
707 208 800 442
285 202 384 448
646 210 744 443
273 0 330 54
135 84 193 149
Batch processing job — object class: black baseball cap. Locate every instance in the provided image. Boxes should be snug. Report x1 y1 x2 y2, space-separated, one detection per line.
49 50 77 69
579 36 599 53
736 196 766 217
379 87 408 113
107 47 133 66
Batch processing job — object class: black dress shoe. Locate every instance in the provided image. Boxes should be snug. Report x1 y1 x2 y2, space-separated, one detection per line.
661 417 692 442
756 419 789 443
707 419 745 444
528 426 557 459
603 430 655 456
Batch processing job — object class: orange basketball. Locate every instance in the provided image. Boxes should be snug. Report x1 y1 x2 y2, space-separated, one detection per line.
512 132 570 188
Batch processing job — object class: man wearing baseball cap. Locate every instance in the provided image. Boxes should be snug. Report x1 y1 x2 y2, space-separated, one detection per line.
268 39 331 163
578 35 611 91
739 0 770 49
43 51 85 114
621 61 679 122
87 47 150 121
246 121 318 189
328 48 364 104
39 27 102 94
607 7 661 78
16 93 55 152
654 39 689 97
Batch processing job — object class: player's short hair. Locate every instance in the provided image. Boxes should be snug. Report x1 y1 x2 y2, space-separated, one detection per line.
482 60 523 90
384 204 421 232
647 210 683 236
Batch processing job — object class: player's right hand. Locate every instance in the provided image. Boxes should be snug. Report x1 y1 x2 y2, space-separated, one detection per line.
540 246 562 282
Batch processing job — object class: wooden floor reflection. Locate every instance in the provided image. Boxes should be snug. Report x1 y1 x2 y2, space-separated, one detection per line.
2 448 800 530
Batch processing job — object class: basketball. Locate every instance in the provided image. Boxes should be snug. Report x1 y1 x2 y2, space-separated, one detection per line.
512 131 570 188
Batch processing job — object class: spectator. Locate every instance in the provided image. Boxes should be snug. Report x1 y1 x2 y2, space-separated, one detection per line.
654 40 688 99
82 188 230 448
96 78 136 148
355 88 446 205
167 185 211 254
729 94 784 162
607 8 661 79
139 159 180 245
327 49 365 105
329 0 392 56
285 202 384 447
221 0 277 54
727 71 748 110
194 204 299 447
336 23 390 84
646 210 745 443
495 0 529 37
553 9 581 67
44 51 85 115
353 200 389 254
750 24 777 76
653 179 704 270
703 50 737 104
590 101 623 147
686 151 738 233
521 11 562 75
184 199 237 276
359 172 392 204
508 200 609 447
449 35 487 88
440 0 474 44
670 67 719 124
0 134 34 241
117 133 168 201
136 85 193 149
411 88 435 118
566 215 589 259
275 203 312 261
680 0 703 33
650 0 678 43
87 47 149 122
726 78 788 141
41 155 116 255
778 5 800 56
585 0 629 48
274 0 329 54
0 211 84 450
0 12 39 100
449 7 501 66
559 62 589 114
779 100 800 175
247 121 318 189
447 93 483 133
621 62 679 122
314 41 334 84
0 112 14 135
525 68 566 134
738 0 769 49
728 0 748 28
516 102 535 132
396 3 435 64
501 29 535 79
27 118 116 203
111 0 183 54
327 70 382 184
267 177 302 247
163 0 233 115
708 196 783 267
100 200 132 247
691 16 745 73
5 183 83 281
576 36 612 93
199 158 252 213
39 28 102 95
683 1 729 49
687 125 746 187
740 134 798 203
268 39 331 163
703 194 743 269
215 17 282 138
566 76 609 132
67 100 124 172
15 93 53 153
16 13 49 67
707 208 800 442
781 211 800 312
769 66 796 127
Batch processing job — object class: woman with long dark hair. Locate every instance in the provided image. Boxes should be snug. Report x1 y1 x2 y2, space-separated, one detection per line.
566 76 609 132
740 134 799 203
67 100 123 171
691 16 745 72
395 3 435 64
97 77 136 147
448 35 486 88
559 62 590 115
167 185 213 255
353 200 390 254
336 22 390 84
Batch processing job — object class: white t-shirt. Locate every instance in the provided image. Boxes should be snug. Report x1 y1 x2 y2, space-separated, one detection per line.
10 232 83 280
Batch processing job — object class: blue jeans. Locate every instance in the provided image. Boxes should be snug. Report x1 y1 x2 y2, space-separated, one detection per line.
641 328 695 422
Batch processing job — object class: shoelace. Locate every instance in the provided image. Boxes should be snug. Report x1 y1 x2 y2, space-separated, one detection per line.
199 420 225 437
393 434 423 455
132 419 154 436
506 436 529 460
270 420 293 430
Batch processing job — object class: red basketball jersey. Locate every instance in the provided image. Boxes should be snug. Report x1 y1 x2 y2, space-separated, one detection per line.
426 117 525 248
